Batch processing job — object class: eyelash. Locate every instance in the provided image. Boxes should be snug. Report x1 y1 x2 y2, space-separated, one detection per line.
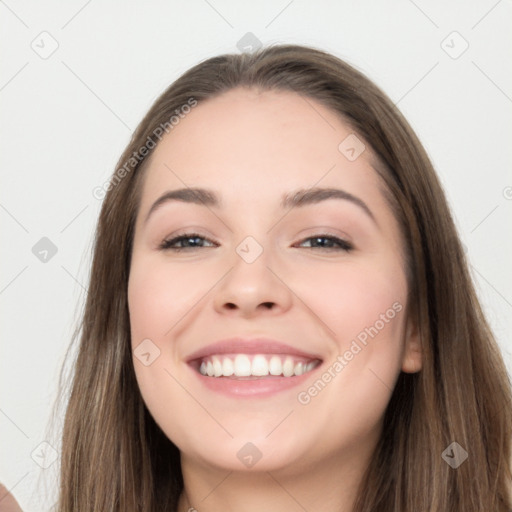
158 232 353 252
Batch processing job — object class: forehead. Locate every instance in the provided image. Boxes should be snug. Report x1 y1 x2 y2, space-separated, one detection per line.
139 87 383 206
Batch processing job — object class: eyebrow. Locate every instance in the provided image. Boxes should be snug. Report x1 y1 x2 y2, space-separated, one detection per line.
144 186 376 225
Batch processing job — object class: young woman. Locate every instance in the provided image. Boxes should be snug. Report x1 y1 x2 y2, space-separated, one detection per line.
52 44 511 511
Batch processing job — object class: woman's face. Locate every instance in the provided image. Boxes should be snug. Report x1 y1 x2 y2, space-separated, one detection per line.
128 87 421 474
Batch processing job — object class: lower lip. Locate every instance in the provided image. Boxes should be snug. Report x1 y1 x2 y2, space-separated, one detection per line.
189 363 322 398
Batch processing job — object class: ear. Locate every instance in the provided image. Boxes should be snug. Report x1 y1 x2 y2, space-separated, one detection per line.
401 312 422 373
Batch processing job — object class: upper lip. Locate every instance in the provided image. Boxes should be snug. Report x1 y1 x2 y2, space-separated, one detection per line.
186 337 323 363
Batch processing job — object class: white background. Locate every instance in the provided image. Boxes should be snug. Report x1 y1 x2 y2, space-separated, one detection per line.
1 1 511 510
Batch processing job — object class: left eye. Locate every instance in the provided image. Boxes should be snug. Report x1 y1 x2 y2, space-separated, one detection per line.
159 233 353 252
296 235 353 251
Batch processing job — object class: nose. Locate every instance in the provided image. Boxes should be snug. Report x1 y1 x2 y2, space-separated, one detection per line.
213 242 293 318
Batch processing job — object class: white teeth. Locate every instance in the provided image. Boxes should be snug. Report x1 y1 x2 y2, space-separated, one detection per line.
233 354 251 377
269 355 282 376
283 357 295 377
212 356 223 377
294 362 304 376
222 357 234 376
251 354 269 376
197 354 320 378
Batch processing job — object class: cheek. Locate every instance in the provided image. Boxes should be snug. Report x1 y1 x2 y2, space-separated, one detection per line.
127 258 200 442
289 260 408 449
127 258 190 400
128 257 211 344
294 257 407 337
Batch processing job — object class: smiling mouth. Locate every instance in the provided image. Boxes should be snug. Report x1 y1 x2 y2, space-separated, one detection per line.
192 353 322 379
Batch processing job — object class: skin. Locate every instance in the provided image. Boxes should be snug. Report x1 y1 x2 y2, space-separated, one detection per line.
128 87 422 512
0 484 23 512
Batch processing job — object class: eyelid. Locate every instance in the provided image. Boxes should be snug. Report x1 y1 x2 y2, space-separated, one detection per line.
294 226 353 244
159 227 216 243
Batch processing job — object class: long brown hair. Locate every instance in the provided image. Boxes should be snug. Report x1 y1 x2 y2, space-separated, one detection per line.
52 44 512 511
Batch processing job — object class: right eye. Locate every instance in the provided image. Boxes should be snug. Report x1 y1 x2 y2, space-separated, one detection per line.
159 233 217 251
